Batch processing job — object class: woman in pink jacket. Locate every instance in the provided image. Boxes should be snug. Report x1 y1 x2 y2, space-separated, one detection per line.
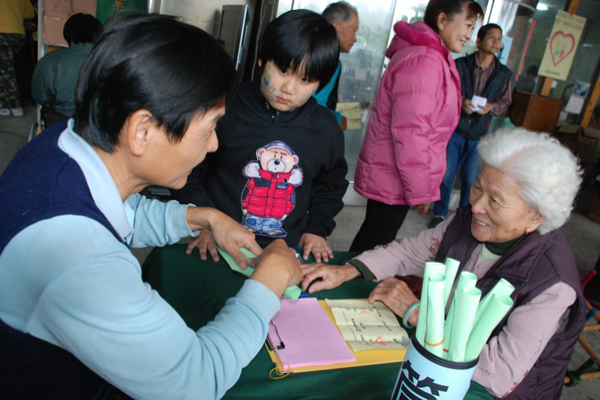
350 0 483 252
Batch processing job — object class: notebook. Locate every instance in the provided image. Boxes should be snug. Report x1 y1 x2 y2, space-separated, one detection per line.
267 297 356 368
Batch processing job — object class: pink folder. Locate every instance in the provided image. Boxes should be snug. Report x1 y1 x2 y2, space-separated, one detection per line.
267 297 356 368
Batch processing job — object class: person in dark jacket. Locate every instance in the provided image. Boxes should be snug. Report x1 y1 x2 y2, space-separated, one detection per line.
171 10 348 263
31 13 103 127
429 23 512 229
303 128 585 399
313 1 359 130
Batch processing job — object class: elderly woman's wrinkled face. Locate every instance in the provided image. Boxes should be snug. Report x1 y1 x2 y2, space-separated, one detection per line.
469 164 544 243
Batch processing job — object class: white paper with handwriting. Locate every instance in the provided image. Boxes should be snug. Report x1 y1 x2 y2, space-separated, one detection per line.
325 299 410 352
470 95 487 112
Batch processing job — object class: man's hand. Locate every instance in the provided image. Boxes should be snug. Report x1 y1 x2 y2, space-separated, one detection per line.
248 240 303 298
462 98 474 115
416 202 430 215
300 263 359 293
186 229 219 261
477 102 494 115
186 207 261 270
299 233 333 263
368 277 420 327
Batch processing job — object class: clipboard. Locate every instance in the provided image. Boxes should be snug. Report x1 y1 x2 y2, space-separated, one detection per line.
266 300 406 374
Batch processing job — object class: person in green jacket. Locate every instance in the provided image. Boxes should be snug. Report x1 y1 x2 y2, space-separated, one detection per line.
31 13 103 127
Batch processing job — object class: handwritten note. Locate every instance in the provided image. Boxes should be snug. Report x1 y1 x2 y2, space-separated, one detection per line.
336 102 362 130
326 299 409 352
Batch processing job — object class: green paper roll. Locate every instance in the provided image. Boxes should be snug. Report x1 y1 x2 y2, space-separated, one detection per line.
443 271 478 355
473 278 515 328
448 287 481 362
216 247 302 300
425 274 446 357
443 258 460 307
464 293 514 362
416 262 446 346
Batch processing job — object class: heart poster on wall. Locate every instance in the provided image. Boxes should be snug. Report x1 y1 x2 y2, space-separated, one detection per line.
539 10 586 81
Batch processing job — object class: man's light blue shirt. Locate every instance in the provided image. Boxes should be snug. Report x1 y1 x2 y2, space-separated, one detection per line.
0 121 280 400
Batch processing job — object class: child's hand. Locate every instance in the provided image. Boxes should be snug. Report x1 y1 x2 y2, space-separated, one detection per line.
299 233 333 263
186 229 219 261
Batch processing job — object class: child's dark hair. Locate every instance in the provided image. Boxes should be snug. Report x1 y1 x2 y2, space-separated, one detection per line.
477 23 502 41
258 10 340 91
424 0 484 34
63 13 103 45
73 14 238 153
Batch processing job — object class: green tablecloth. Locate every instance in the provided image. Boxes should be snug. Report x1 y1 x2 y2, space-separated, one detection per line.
141 244 493 400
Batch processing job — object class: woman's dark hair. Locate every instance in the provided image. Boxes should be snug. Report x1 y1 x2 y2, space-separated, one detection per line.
63 13 103 45
424 0 484 34
73 14 238 153
477 23 502 41
258 10 340 91
322 1 358 23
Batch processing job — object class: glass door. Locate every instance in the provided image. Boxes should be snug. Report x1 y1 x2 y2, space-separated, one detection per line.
292 0 398 191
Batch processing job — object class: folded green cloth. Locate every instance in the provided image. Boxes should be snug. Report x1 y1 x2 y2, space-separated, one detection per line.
216 246 301 300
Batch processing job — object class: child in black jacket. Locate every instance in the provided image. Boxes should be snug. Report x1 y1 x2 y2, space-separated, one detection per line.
172 10 349 263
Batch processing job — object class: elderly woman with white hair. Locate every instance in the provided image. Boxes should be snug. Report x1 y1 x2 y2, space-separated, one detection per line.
302 128 586 399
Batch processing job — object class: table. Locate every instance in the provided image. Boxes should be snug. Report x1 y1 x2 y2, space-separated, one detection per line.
141 244 403 399
141 244 492 400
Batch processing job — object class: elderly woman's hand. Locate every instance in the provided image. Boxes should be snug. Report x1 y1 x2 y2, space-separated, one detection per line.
368 277 420 327
301 263 359 293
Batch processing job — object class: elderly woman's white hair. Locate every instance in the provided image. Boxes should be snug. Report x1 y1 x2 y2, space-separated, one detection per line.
477 128 582 234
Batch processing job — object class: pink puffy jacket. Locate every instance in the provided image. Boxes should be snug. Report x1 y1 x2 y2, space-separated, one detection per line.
354 21 461 206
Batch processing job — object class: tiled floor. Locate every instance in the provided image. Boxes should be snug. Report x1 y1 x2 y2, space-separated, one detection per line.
2 103 600 398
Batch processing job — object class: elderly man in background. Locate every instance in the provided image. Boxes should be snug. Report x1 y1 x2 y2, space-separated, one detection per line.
314 1 359 130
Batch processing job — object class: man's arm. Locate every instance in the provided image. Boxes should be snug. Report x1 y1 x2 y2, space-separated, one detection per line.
490 79 513 116
4 215 298 400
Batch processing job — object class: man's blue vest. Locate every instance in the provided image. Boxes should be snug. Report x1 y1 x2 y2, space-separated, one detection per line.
0 120 122 399
455 53 512 140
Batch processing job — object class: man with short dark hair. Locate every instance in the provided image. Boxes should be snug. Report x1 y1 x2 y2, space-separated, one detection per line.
0 15 302 399
314 1 359 130
429 23 512 228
